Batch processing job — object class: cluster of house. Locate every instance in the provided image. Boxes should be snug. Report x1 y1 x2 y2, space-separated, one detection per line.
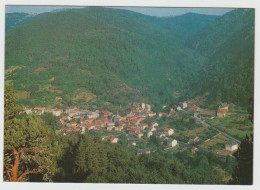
190 103 229 120
24 106 63 116
24 101 235 155
24 103 180 154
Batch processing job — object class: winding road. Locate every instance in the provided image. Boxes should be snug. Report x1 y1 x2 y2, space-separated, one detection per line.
197 119 241 144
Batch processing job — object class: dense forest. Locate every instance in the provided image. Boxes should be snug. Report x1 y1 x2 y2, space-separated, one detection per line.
187 9 255 106
5 8 254 112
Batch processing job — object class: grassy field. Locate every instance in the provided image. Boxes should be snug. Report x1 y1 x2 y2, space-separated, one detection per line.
207 105 253 140
180 126 208 136
199 133 233 156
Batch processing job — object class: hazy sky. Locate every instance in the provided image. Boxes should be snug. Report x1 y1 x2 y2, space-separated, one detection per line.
5 6 234 17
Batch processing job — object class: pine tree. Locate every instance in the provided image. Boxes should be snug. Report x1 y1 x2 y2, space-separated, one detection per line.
4 84 58 182
229 97 254 185
229 134 253 185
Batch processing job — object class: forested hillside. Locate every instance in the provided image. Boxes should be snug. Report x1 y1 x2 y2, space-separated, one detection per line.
158 13 219 44
5 7 254 111
5 12 38 33
5 7 206 111
188 9 254 107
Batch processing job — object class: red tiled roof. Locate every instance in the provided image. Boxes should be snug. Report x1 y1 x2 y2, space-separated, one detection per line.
101 118 108 122
54 108 62 111
218 108 228 113
94 120 101 125
164 127 171 131
110 137 115 141
102 110 109 115
200 110 215 116
191 147 199 152
130 127 142 134
86 123 94 127
60 116 66 120
71 125 77 129
35 106 45 109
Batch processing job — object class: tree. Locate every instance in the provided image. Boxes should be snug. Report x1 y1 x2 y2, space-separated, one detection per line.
247 97 254 123
229 96 254 185
4 84 58 182
229 134 253 185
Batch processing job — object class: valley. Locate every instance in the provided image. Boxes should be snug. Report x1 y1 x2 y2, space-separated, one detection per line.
4 7 254 184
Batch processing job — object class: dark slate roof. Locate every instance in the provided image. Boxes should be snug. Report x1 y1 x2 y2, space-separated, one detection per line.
137 148 150 153
226 139 238 145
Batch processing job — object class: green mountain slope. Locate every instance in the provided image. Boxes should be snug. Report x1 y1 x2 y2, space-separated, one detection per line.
188 9 254 107
5 12 40 34
158 13 219 44
5 7 205 111
5 8 254 110
5 13 30 33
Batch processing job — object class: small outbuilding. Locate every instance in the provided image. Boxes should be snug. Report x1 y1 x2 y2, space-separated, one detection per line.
225 140 238 151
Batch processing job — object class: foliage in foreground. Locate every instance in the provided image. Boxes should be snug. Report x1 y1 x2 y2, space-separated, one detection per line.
4 84 59 182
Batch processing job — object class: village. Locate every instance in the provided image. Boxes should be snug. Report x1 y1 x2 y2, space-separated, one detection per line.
24 101 239 156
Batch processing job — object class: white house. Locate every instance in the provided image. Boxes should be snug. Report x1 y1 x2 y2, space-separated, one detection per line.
164 128 174 136
147 131 153 138
141 103 146 110
146 104 151 111
179 102 187 109
177 106 182 111
52 108 62 117
24 107 32 114
225 140 238 151
81 127 86 134
110 137 119 143
148 112 156 117
167 138 178 147
151 122 159 128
